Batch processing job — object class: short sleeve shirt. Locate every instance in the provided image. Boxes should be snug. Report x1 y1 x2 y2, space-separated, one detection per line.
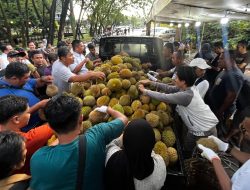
52 60 75 93
30 119 125 190
69 52 88 74
232 159 250 190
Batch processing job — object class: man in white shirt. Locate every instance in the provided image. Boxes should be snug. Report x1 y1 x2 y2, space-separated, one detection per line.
0 44 13 69
69 40 89 75
52 46 105 93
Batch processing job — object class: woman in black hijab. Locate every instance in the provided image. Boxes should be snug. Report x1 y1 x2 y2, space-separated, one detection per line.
105 119 166 190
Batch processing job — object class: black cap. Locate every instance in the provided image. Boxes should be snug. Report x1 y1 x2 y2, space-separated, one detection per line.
7 50 26 58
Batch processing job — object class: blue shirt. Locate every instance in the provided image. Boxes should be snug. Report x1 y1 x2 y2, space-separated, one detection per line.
30 119 125 190
0 78 41 131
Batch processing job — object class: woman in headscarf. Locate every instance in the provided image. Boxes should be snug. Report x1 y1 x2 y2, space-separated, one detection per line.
105 119 166 190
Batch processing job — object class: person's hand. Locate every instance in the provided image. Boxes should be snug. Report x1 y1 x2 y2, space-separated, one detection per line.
84 58 90 63
93 71 105 80
208 135 229 152
198 144 220 162
139 79 151 85
41 76 53 84
138 84 146 93
38 99 50 108
148 70 159 77
94 106 108 113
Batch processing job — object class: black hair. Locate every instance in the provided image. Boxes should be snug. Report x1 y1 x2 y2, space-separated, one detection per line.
0 95 28 124
164 42 174 53
30 50 44 58
47 53 58 64
87 43 95 49
238 40 248 47
72 40 82 51
0 45 7 52
44 94 81 134
176 66 197 87
0 131 25 179
58 46 71 59
28 40 35 45
5 62 30 79
213 41 223 48
57 41 67 49
173 41 180 47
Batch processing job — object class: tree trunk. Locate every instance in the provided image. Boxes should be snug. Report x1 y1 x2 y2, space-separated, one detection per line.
16 0 27 47
48 0 57 45
0 3 14 45
25 0 29 44
69 0 76 39
75 0 85 40
31 0 43 24
58 0 70 42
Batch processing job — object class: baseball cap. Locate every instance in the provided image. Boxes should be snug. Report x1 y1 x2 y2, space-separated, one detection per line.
189 58 211 69
7 50 26 58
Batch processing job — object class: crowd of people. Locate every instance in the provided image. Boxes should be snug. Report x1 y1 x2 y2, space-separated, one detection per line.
0 37 249 190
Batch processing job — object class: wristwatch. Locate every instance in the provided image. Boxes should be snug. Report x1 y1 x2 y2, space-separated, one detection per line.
226 144 233 154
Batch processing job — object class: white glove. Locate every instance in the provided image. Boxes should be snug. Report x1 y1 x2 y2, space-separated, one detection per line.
148 70 159 77
147 73 158 82
208 135 229 152
94 106 108 113
198 144 220 162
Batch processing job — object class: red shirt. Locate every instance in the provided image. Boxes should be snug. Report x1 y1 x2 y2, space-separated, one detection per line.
16 123 53 174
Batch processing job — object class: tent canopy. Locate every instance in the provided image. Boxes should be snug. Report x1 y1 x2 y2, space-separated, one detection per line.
148 0 250 23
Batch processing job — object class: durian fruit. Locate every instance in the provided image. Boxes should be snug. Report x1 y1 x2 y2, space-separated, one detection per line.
119 69 132 78
81 106 92 118
80 120 92 133
71 82 83 96
109 98 119 107
107 78 122 92
122 56 133 63
153 128 161 141
131 100 142 111
76 97 83 105
98 83 106 90
96 96 110 106
157 102 167 111
114 89 126 99
119 95 131 106
84 89 93 96
119 51 129 57
27 63 37 73
129 77 137 85
141 104 150 112
127 85 139 100
167 147 178 165
162 77 173 84
132 71 140 80
88 110 109 124
196 138 219 152
90 85 101 98
111 65 120 72
149 103 156 111
145 113 159 127
83 82 91 90
157 110 170 126
112 104 124 114
83 96 96 106
117 63 127 71
151 98 161 106
46 84 58 97
122 79 131 89
111 56 123 65
140 95 151 104
47 135 57 146
86 60 94 70
131 109 145 120
153 141 169 166
107 72 120 80
123 106 133 116
101 87 112 96
162 129 176 147
124 63 133 70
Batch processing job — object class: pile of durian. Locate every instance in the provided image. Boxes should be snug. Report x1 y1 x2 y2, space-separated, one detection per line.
70 54 179 167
